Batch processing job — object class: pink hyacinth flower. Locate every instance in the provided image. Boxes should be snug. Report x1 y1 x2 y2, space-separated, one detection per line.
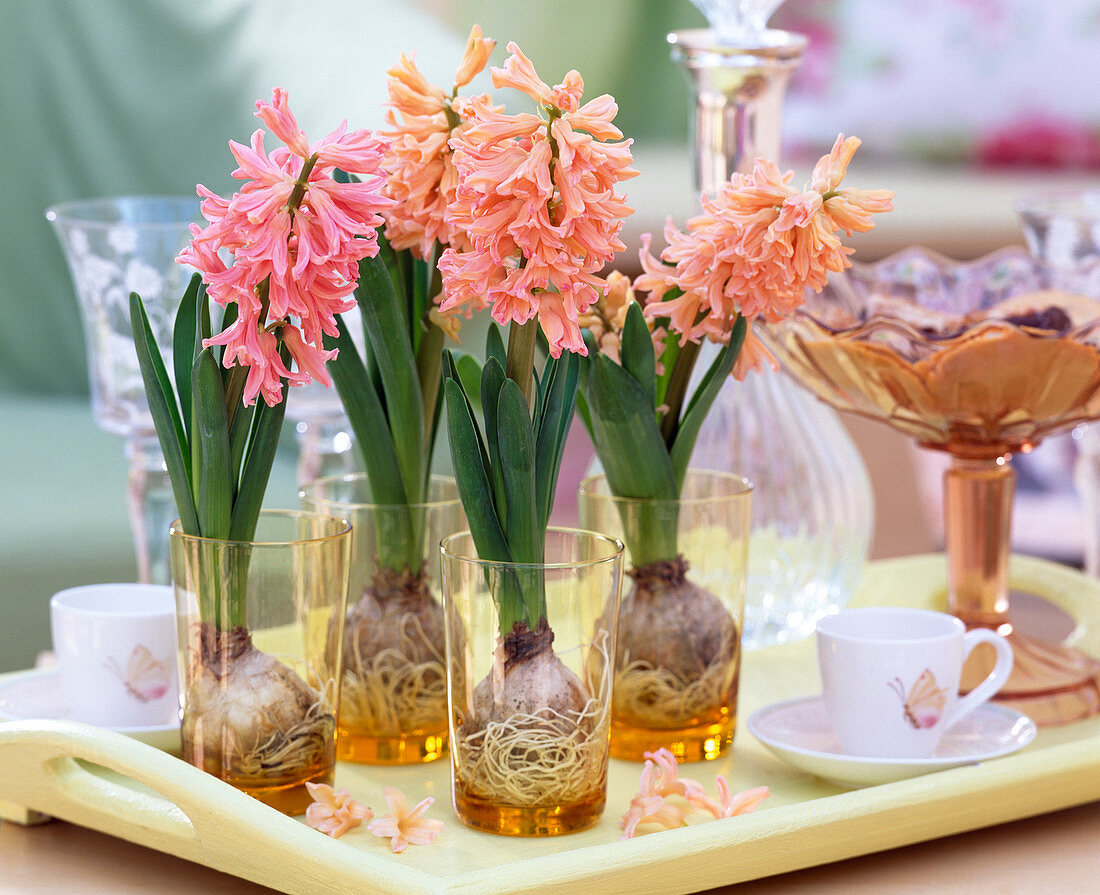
639 134 893 354
178 87 393 407
437 41 636 359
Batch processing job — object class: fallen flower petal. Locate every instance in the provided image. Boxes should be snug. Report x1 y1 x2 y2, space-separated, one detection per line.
620 792 686 840
368 786 445 853
690 776 770 820
304 782 373 838
643 747 709 805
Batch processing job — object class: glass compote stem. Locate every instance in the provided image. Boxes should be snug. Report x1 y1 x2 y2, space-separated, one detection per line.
47 196 199 586
943 452 1014 628
943 448 1100 724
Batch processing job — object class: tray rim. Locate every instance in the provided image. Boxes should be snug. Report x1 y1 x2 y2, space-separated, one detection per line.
2 553 1099 895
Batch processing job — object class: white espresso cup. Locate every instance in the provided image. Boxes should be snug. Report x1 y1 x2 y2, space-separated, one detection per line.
816 607 1014 759
49 583 178 728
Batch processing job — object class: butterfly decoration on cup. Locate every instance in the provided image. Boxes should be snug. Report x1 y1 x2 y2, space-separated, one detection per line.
888 669 947 729
103 645 173 703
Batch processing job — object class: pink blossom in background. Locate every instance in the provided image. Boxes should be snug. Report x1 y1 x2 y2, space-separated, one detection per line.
178 87 392 407
640 135 892 349
438 41 636 358
978 116 1100 170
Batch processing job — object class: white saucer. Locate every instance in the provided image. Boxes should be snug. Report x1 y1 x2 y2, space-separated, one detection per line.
747 695 1037 788
0 669 180 753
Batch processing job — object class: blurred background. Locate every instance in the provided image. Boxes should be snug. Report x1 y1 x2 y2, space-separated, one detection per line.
1 0 1098 671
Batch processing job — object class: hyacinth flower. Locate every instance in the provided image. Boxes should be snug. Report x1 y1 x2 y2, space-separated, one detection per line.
130 87 390 788
437 40 635 807
577 136 892 731
318 25 495 759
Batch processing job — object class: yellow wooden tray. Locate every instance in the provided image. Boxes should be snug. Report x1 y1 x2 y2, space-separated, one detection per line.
2 555 1100 895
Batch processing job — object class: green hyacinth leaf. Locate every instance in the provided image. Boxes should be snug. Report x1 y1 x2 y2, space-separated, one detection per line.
172 273 203 441
356 253 426 502
586 351 677 501
442 374 511 565
619 301 657 410
669 314 747 491
130 292 198 535
486 322 507 371
533 351 579 533
495 378 540 566
192 348 233 540
230 384 287 543
325 315 409 506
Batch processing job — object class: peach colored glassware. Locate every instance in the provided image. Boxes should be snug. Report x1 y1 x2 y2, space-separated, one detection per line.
759 246 1100 726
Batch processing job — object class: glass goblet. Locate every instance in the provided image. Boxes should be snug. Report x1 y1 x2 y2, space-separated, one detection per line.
47 196 199 585
758 245 1100 726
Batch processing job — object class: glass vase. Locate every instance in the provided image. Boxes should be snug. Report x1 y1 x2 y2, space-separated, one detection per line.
668 23 875 649
1016 190 1100 578
440 528 623 836
691 359 873 648
577 471 752 762
299 474 465 765
169 510 352 815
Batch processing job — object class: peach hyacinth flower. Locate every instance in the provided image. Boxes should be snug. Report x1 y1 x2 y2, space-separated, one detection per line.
438 41 637 358
368 786 445 854
620 759 688 840
382 25 496 259
639 135 893 348
304 782 373 838
178 87 392 407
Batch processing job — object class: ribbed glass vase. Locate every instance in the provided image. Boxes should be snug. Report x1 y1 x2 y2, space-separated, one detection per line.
691 359 873 648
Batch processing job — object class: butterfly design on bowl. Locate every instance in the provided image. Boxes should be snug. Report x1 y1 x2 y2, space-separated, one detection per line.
103 644 172 703
888 669 946 729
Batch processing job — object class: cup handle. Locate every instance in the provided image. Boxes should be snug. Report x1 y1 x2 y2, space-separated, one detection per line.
944 628 1014 729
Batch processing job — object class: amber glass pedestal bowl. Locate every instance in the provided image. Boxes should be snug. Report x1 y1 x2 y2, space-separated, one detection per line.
759 247 1100 726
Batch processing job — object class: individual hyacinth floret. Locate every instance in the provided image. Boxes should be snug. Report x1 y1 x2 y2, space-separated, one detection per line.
382 24 496 258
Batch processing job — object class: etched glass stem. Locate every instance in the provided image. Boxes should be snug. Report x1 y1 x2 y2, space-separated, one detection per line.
125 430 175 585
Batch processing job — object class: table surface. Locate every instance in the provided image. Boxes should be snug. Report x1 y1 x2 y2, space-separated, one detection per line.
4 800 1099 894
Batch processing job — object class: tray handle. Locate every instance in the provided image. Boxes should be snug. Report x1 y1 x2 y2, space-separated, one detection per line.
0 720 199 841
0 719 424 894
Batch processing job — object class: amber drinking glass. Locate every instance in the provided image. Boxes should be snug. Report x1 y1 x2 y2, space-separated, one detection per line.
170 510 352 814
299 474 464 765
440 529 623 836
578 471 752 761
